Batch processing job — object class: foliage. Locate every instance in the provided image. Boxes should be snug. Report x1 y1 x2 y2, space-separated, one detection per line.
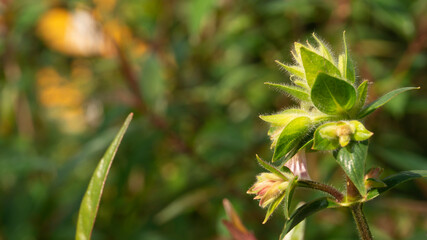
1 0 427 239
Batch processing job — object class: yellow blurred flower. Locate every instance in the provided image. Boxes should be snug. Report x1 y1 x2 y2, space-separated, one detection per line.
36 66 95 134
37 8 113 56
37 7 148 57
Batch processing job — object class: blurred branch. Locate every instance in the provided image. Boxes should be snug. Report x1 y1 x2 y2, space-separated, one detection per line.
1 7 35 138
393 20 427 75
115 44 192 155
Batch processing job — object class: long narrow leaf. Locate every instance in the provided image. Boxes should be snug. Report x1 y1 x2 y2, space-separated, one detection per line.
263 189 287 224
282 197 339 235
256 155 293 180
265 82 310 102
358 87 419 118
312 33 333 62
366 170 427 201
76 113 133 240
260 109 308 126
342 31 355 83
275 60 305 79
352 80 368 114
284 177 298 219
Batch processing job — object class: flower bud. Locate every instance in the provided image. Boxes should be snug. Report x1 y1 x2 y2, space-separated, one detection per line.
247 173 290 208
313 120 373 150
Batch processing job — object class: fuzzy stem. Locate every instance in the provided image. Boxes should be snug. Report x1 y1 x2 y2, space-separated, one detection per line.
297 180 344 202
350 203 373 240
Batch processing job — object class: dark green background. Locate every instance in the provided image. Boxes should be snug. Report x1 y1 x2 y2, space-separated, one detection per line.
1 0 426 239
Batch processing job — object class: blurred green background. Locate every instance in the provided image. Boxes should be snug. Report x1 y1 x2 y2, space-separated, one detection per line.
1 0 427 239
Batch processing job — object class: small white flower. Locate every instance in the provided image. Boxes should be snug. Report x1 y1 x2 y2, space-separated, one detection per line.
285 151 310 180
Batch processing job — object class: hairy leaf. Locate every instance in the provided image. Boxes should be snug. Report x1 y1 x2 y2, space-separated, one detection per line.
311 73 356 115
300 47 341 87
275 60 305 79
260 109 308 126
273 116 312 162
256 155 293 180
312 33 333 62
352 80 368 114
342 31 355 83
265 82 310 102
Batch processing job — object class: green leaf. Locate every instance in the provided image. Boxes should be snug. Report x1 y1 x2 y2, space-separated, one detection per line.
298 139 314 152
260 109 308 126
334 141 368 196
300 47 341 87
351 80 369 114
273 116 312 162
283 177 298 220
277 135 315 168
291 43 304 66
312 33 333 62
275 60 305 79
358 87 419 118
342 32 355 83
366 170 427 201
311 73 357 115
265 82 310 102
338 54 345 79
76 113 133 240
282 197 339 235
256 155 293 180
291 77 310 90
263 189 287 224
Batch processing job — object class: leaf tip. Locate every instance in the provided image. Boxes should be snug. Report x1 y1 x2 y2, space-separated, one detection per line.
126 112 134 122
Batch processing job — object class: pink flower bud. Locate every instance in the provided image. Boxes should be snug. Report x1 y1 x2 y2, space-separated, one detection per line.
247 173 289 208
